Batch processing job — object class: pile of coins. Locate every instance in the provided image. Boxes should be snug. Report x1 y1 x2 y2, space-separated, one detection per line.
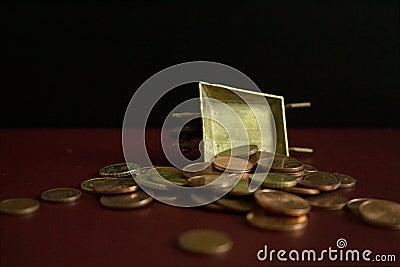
81 163 153 209
1 144 400 255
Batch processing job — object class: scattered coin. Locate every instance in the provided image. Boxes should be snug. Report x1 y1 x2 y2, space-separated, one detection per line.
41 188 82 203
336 173 357 188
303 164 318 174
187 174 236 190
93 178 138 194
181 162 220 178
0 198 40 215
298 171 341 191
228 179 252 196
80 177 116 193
270 154 304 173
261 173 297 188
306 193 349 210
254 189 311 216
249 151 275 166
246 209 308 231
347 198 373 215
148 167 188 186
100 191 153 209
99 163 140 178
136 174 171 191
177 229 233 255
359 199 400 230
281 186 320 195
213 157 254 173
216 144 258 158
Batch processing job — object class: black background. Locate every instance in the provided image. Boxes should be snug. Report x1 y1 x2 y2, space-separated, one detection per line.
2 1 399 128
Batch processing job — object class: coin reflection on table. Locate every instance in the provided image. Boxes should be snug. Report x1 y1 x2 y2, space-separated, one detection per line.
100 191 153 209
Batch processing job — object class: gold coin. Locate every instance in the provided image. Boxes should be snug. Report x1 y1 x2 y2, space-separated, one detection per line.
136 174 171 191
281 186 320 195
306 193 348 210
303 164 318 174
0 198 40 215
254 189 311 216
93 178 138 194
298 171 341 191
100 191 153 209
216 198 255 213
80 177 116 193
228 179 252 196
99 163 140 178
347 198 373 215
335 173 357 188
269 154 304 173
246 209 308 231
261 173 297 188
148 167 188 186
216 144 258 158
41 188 82 203
359 199 400 230
177 229 233 255
213 157 254 173
187 174 235 189
182 162 221 178
249 151 275 166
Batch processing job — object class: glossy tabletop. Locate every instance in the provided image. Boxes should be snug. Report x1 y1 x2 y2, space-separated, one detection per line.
1 128 399 266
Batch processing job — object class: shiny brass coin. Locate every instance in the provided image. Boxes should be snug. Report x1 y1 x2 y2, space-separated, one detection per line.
284 170 305 179
254 189 311 216
228 179 251 196
148 167 188 186
136 166 157 174
306 193 348 210
93 178 137 194
213 157 254 173
41 188 82 203
216 144 258 158
359 199 400 230
99 163 140 178
216 198 255 213
187 174 236 190
151 166 184 177
347 198 373 215
0 198 40 215
177 229 233 255
100 191 153 209
136 174 171 191
182 162 222 178
80 177 116 193
269 154 304 173
261 173 297 188
303 164 318 174
336 173 357 188
298 171 341 191
246 209 308 231
249 151 275 166
281 186 320 195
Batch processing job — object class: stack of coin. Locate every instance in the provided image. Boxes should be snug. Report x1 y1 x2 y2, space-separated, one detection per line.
346 198 400 230
80 163 154 209
246 189 311 231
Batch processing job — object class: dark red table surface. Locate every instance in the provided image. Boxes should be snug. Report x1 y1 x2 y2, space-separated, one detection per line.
1 128 399 266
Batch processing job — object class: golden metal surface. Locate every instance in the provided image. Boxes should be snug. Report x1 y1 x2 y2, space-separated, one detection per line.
199 82 289 161
177 229 233 255
0 198 40 215
41 188 82 203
